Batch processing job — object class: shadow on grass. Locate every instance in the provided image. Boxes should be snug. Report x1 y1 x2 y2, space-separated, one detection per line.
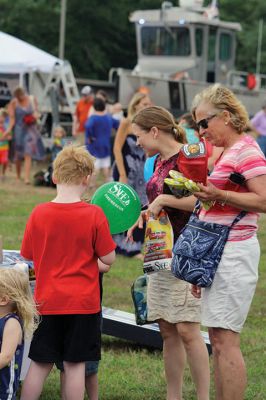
102 335 161 354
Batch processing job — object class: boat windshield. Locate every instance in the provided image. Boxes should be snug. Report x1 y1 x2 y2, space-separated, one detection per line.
141 26 191 56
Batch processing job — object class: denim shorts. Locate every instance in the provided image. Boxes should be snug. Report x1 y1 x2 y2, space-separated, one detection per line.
56 360 99 376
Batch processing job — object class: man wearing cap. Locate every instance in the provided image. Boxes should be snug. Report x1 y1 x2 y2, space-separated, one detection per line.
73 86 94 145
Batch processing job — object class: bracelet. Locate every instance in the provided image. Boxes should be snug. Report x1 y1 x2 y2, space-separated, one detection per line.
220 191 229 206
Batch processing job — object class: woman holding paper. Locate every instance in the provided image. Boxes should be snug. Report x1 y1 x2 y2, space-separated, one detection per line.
128 106 210 400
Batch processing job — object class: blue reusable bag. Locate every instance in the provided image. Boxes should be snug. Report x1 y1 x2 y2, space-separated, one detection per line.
131 275 149 325
171 204 246 287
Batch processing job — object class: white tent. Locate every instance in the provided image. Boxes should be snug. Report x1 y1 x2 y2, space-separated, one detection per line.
0 31 63 74
0 31 79 120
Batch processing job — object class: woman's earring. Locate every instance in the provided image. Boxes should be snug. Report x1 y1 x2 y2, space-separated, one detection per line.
225 122 228 125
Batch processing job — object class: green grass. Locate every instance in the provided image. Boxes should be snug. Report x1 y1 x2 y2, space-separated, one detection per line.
1 169 266 399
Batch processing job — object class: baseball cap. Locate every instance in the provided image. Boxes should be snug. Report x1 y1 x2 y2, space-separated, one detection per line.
81 85 92 95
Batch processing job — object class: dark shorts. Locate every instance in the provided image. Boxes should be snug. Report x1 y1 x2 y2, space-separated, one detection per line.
29 313 101 363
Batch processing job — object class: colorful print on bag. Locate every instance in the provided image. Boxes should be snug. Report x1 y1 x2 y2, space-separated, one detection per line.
143 210 173 274
131 275 148 325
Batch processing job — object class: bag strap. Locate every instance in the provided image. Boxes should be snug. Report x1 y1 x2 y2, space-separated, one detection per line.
193 200 201 215
230 210 246 227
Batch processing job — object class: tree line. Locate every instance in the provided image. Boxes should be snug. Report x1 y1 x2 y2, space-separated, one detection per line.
0 0 265 79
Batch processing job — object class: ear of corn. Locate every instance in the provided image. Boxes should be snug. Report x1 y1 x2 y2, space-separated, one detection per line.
164 171 214 211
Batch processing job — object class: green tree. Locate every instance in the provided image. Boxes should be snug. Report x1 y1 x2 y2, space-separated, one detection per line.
65 0 162 78
0 0 161 79
0 0 60 57
209 0 266 73
1 0 266 78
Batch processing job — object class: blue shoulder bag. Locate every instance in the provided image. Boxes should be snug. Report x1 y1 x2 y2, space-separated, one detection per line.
171 202 246 287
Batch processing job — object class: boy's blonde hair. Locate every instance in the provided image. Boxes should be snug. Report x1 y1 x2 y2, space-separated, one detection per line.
0 268 38 337
53 144 95 184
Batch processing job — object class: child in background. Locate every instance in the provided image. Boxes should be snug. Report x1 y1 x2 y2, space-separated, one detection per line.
85 97 120 188
20 145 116 400
0 109 11 180
51 125 67 161
0 267 38 400
3 106 14 169
178 112 199 144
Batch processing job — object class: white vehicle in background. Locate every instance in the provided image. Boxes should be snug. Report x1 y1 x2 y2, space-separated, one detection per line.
83 0 266 117
1 0 266 138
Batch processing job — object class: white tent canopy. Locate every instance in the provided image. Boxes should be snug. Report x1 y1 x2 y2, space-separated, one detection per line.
0 31 63 74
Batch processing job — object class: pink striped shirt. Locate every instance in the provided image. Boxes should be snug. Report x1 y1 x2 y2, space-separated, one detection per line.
199 135 266 241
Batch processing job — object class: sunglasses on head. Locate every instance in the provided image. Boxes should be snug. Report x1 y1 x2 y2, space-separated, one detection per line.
196 114 217 130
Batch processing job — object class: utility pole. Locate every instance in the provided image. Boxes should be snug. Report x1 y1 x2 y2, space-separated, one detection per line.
256 19 263 76
59 0 67 59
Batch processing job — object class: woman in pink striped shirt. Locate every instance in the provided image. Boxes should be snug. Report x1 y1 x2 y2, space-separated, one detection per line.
191 84 266 400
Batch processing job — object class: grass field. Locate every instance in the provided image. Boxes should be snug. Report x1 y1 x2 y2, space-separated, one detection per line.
0 164 265 399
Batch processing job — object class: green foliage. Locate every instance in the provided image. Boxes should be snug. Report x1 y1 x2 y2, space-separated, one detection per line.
0 0 60 57
0 0 161 79
218 0 266 73
1 0 266 77
65 0 163 78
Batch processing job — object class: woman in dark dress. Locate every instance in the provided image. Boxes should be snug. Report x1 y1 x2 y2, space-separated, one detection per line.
112 92 152 258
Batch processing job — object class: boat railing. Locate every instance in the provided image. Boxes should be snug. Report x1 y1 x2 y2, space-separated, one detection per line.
226 70 266 91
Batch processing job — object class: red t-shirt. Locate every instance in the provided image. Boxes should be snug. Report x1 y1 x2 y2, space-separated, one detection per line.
21 202 116 315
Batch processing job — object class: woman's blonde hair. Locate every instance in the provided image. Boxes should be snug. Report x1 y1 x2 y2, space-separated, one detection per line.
53 144 95 184
132 106 186 144
0 268 38 337
128 92 149 119
191 84 249 133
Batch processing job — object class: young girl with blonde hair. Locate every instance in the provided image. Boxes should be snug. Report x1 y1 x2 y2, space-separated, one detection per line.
0 267 38 400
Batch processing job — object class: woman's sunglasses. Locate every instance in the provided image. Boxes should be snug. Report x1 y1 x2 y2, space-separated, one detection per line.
196 114 217 130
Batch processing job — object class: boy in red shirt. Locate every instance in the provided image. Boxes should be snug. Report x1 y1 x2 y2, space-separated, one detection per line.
20 145 116 400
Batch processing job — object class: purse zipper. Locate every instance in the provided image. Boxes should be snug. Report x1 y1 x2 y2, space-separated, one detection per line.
187 224 220 236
